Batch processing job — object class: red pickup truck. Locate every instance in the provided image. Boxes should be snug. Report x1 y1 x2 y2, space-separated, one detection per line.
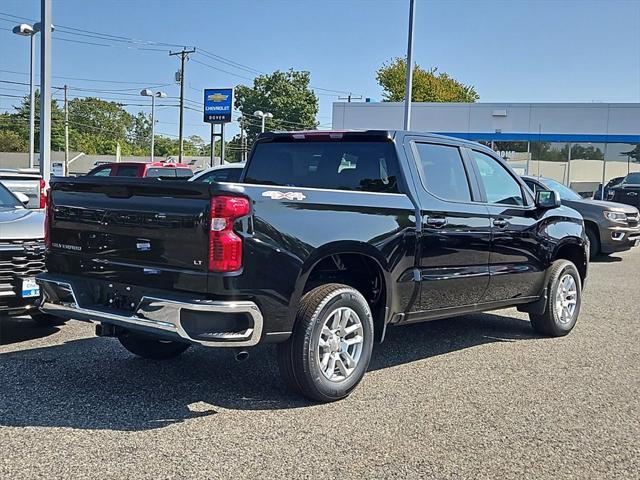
86 162 193 179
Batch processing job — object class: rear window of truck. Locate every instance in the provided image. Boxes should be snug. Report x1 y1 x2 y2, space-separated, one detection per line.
244 141 401 193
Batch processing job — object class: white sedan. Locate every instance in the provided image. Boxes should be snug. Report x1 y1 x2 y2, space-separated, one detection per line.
189 163 245 183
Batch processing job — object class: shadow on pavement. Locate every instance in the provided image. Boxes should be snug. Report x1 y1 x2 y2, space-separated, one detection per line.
590 253 622 263
0 315 61 346
0 312 538 431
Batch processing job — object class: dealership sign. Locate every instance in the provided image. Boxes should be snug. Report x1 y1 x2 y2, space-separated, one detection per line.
204 88 233 123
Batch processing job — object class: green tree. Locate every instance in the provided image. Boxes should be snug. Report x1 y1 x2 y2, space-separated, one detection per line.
234 69 319 146
3 91 65 151
376 57 479 103
0 130 28 152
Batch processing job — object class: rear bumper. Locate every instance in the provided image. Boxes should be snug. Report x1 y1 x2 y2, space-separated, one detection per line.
36 274 264 348
600 225 640 253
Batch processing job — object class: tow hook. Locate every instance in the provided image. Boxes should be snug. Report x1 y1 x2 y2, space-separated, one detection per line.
95 323 119 337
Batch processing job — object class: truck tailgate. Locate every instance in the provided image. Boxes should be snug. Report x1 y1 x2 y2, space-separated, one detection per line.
47 178 213 293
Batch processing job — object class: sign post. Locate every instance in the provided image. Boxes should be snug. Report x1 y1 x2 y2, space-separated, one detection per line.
204 88 233 166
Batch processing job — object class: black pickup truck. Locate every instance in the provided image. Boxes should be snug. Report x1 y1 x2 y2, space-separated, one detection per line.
607 172 640 209
37 130 589 402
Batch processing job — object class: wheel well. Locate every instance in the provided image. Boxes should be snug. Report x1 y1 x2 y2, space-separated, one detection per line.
554 243 587 283
584 220 600 241
304 253 387 340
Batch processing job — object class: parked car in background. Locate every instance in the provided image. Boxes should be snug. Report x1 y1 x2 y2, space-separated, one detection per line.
523 176 640 259
189 163 245 183
86 162 193 179
38 131 589 402
607 172 640 206
593 176 624 200
0 169 46 209
0 182 58 325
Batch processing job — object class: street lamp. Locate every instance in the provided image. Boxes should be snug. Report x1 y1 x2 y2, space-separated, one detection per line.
140 89 167 162
253 110 273 133
13 23 44 169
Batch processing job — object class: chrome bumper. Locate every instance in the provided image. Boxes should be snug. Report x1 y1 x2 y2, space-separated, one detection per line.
37 276 263 348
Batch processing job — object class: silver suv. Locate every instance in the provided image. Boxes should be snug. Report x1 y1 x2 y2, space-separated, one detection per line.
0 182 57 325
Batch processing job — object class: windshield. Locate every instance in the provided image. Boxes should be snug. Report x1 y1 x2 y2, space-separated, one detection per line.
0 183 21 208
540 178 582 201
622 172 640 185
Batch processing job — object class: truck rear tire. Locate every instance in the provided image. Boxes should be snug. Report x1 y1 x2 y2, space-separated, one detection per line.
117 331 191 359
529 260 582 337
277 283 374 402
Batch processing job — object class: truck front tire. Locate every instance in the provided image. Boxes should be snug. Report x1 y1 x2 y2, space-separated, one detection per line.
529 259 582 337
117 331 191 359
277 283 374 402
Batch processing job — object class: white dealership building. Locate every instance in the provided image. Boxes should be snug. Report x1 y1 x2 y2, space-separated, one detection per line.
332 102 640 195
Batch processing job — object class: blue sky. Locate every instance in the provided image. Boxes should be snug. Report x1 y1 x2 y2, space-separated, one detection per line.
1 0 639 142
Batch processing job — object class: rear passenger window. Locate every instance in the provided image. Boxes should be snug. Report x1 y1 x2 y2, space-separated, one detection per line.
146 168 176 178
115 166 139 177
244 141 401 193
176 168 193 178
414 143 471 202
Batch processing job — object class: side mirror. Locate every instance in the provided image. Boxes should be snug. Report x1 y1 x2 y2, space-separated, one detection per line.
536 190 561 209
14 192 30 207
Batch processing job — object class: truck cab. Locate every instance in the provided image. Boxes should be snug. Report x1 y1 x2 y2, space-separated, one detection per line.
86 162 193 179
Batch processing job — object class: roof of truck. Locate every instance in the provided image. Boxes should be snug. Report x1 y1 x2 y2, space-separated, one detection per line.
257 129 490 149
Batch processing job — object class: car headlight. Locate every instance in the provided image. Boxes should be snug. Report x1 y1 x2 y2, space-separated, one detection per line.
604 211 627 224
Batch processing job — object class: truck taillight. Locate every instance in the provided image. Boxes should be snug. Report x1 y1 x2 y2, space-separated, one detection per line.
44 192 52 249
39 178 47 209
208 196 250 272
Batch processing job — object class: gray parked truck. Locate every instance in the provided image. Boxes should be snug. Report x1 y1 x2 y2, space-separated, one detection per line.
523 176 640 259
0 169 45 209
0 181 58 325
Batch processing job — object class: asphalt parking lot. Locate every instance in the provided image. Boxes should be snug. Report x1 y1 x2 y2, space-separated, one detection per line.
1 252 638 479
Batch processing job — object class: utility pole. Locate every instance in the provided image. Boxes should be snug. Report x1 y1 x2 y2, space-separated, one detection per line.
338 93 362 103
403 0 416 130
64 85 69 176
210 123 215 167
220 123 226 165
39 0 52 182
240 119 247 162
169 47 196 163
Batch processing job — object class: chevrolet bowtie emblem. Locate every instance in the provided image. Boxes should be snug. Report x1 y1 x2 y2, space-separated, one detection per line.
207 93 229 102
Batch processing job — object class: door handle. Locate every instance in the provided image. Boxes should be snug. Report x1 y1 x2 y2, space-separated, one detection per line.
426 216 447 228
492 218 508 228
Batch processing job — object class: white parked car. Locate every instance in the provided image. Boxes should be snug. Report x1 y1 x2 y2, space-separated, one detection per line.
189 163 245 184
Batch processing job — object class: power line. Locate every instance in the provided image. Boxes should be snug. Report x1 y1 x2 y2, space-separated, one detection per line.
0 11 363 97
0 68 169 86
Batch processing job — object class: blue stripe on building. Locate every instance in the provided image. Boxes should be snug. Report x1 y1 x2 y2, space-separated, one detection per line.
434 132 640 143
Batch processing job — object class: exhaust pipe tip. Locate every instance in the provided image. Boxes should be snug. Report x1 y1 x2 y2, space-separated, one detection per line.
234 349 249 362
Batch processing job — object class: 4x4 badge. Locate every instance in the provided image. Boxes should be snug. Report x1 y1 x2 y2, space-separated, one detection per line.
262 191 306 201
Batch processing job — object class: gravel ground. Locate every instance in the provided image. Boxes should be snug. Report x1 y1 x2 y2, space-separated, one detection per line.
0 251 638 479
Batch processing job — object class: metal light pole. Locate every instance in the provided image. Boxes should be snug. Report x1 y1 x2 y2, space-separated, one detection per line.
141 89 166 162
403 0 416 130
254 110 273 133
39 0 52 183
13 21 54 171
13 24 37 169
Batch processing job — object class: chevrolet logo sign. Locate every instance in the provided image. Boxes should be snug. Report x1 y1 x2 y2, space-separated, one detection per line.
207 93 229 102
